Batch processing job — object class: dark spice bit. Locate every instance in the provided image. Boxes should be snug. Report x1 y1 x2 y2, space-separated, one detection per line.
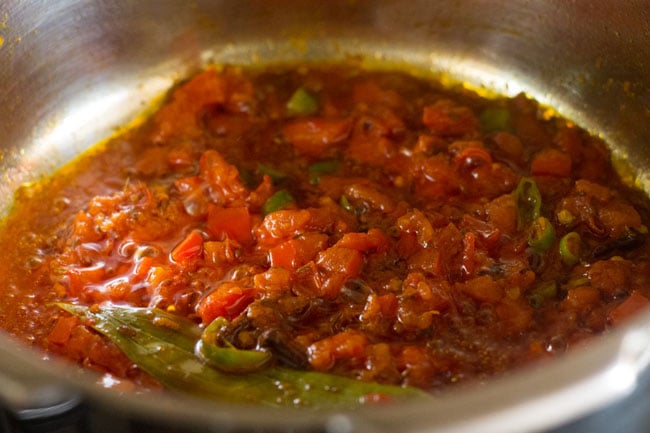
591 227 645 259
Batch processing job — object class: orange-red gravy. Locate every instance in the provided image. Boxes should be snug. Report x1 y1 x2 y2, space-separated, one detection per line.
1 65 649 391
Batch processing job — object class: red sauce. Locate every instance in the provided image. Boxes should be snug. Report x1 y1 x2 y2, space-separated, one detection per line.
1 65 649 392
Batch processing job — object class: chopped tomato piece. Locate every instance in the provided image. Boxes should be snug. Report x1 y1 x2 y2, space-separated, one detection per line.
152 69 227 141
316 247 364 277
455 146 493 167
203 239 240 266
530 148 572 177
283 118 352 156
396 210 435 247
608 291 650 326
495 298 533 334
207 205 252 245
256 209 311 246
66 265 106 297
343 183 396 213
170 230 203 263
362 293 398 323
253 267 292 293
307 329 369 371
461 231 476 276
315 247 364 297
196 283 254 324
145 265 172 290
411 154 460 198
352 81 403 108
199 150 247 205
132 256 156 282
422 99 478 136
460 275 503 303
562 286 601 311
335 228 389 253
47 316 79 344
268 233 328 270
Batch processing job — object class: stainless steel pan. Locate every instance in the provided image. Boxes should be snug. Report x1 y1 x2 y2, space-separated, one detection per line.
1 1 650 432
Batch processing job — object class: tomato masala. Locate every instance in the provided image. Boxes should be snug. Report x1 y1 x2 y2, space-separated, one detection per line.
1 65 649 394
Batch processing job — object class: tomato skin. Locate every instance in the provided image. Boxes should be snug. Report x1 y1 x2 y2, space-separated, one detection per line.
152 69 227 141
199 150 248 205
530 148 572 177
253 267 292 294
197 283 254 324
313 248 363 298
170 230 204 263
47 316 79 344
256 209 311 247
460 275 504 304
562 286 601 311
66 265 106 298
608 291 650 326
335 228 389 253
268 240 299 269
454 146 493 167
283 118 352 156
422 99 478 136
207 205 252 245
268 233 328 270
307 329 369 371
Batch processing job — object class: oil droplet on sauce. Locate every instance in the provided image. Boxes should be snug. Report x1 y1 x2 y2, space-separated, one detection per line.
0 35 4 47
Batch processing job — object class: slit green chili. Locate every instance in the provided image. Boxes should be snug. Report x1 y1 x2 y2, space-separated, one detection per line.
286 87 319 116
528 216 556 252
262 190 295 215
528 280 558 308
559 231 581 266
515 177 542 230
197 317 272 373
257 163 287 184
308 159 340 185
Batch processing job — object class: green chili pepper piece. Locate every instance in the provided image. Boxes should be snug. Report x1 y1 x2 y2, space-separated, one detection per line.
308 159 340 185
198 317 272 373
257 163 287 184
515 177 542 230
286 87 319 116
196 340 272 374
528 280 558 308
528 216 556 252
559 231 581 266
55 303 428 408
479 107 511 132
262 190 294 215
340 195 354 213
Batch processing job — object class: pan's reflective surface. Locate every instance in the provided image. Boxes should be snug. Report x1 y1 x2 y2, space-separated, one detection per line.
0 1 649 432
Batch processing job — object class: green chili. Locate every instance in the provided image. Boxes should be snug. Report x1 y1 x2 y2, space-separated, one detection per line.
262 190 295 215
257 163 287 184
528 216 556 252
559 231 581 266
56 303 428 408
515 177 542 230
528 280 558 308
196 340 272 374
340 195 354 213
286 87 319 116
308 159 340 185
479 107 510 132
197 317 272 373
